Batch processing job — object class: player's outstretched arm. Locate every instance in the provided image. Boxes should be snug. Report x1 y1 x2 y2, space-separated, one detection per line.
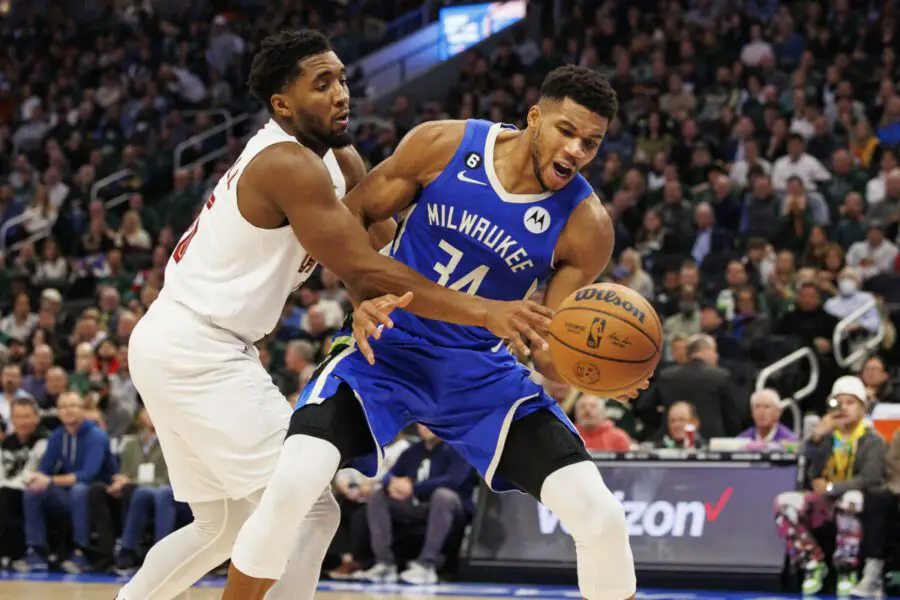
248 143 553 352
343 120 465 231
332 146 396 250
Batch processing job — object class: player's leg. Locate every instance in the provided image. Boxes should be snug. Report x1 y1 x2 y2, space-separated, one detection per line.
493 409 635 600
226 382 378 600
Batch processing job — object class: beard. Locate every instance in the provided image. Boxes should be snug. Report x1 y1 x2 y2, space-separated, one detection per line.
295 109 354 150
530 126 550 192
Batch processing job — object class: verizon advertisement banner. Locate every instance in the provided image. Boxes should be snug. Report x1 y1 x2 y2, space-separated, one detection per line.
467 460 798 572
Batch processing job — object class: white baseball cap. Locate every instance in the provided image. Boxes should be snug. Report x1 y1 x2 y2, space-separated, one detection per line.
829 376 868 405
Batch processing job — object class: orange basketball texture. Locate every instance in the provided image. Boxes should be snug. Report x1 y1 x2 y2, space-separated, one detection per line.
548 283 662 395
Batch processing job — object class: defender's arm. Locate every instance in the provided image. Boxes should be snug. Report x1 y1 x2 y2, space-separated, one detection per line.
333 145 396 250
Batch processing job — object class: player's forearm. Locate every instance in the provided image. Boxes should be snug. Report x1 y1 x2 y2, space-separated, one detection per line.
350 255 490 328
368 219 397 252
532 347 565 383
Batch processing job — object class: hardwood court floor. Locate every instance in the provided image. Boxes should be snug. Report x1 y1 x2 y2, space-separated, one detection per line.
0 577 860 600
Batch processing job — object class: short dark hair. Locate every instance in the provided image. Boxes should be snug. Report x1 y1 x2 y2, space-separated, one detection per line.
540 65 618 120
11 396 38 414
248 29 332 112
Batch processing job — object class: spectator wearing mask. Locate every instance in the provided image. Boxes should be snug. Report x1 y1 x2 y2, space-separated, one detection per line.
573 395 631 452
637 334 742 440
357 425 476 585
823 268 880 333
846 221 899 280
656 401 705 449
854 428 900 597
0 398 48 564
737 389 798 449
774 376 885 595
15 391 117 574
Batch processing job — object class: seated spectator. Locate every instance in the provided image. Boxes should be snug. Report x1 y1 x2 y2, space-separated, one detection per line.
656 401 705 449
854 428 900 597
15 391 117 574
357 425 476 585
574 395 631 452
0 363 36 435
846 221 898 281
737 389 798 449
638 334 742 440
773 376 886 595
860 355 900 406
0 398 48 564
102 408 186 574
0 293 38 343
823 267 880 333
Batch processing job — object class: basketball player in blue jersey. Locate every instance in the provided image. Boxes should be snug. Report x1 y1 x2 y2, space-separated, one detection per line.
225 66 644 600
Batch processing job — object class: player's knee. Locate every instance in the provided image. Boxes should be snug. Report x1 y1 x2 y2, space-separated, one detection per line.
315 490 341 538
541 462 626 545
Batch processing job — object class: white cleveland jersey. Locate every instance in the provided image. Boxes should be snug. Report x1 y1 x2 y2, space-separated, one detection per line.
159 119 347 342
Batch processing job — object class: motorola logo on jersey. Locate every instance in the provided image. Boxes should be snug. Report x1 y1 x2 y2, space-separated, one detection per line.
523 206 551 234
464 152 482 169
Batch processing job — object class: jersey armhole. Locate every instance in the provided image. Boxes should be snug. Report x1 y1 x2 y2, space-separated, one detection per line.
421 120 480 191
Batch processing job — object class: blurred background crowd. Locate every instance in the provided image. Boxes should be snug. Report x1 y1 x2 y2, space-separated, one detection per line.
1 0 900 593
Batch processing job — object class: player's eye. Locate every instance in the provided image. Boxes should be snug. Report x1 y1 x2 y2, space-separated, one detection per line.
583 139 598 149
317 81 329 92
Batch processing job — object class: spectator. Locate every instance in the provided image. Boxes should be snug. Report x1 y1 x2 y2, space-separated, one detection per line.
823 267 881 333
16 391 117 574
774 376 885 595
357 425 476 585
573 395 631 452
0 398 48 565
737 389 798 448
846 221 899 280
771 133 832 192
854 428 900 597
656 401 705 449
105 408 185 574
859 355 900 407
0 293 38 342
21 344 54 409
617 248 654 299
638 334 743 440
0 364 35 435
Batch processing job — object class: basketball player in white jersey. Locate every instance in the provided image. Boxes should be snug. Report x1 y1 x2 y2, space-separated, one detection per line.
118 29 552 600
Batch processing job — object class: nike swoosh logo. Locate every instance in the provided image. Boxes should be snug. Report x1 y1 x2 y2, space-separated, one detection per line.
457 170 487 186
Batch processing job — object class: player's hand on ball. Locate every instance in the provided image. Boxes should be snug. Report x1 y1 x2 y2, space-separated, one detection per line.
484 300 554 357
353 292 414 365
617 378 651 402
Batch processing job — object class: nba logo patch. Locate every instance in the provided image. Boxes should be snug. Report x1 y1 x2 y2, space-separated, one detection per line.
523 206 551 234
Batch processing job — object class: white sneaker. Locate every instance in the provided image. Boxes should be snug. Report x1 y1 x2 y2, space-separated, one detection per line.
399 561 438 585
353 562 398 583
851 559 884 597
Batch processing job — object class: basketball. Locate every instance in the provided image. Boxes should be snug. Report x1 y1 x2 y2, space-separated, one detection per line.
548 283 662 395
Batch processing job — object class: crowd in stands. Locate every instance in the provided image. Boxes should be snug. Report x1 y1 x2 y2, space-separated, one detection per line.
2 0 900 594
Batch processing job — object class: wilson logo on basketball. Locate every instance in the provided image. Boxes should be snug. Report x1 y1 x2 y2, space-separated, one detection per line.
574 288 647 324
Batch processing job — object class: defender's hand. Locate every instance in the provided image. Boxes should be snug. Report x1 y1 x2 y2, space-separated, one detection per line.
353 292 414 365
484 300 555 357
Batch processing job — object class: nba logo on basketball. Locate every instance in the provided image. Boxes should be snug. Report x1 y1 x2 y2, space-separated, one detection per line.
586 318 606 349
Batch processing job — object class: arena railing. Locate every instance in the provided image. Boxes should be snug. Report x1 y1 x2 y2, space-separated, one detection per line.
755 346 820 437
173 111 257 174
832 296 886 369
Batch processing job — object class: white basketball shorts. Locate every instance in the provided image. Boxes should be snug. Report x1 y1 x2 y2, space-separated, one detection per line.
128 298 292 503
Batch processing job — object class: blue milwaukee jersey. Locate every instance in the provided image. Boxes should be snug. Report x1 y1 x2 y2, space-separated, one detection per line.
386 119 592 348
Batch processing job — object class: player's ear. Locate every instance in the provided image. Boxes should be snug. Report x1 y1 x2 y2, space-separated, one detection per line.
527 104 541 130
271 94 291 119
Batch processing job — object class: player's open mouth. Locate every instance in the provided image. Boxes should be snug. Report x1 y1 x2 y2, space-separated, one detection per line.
552 161 574 179
334 112 350 127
